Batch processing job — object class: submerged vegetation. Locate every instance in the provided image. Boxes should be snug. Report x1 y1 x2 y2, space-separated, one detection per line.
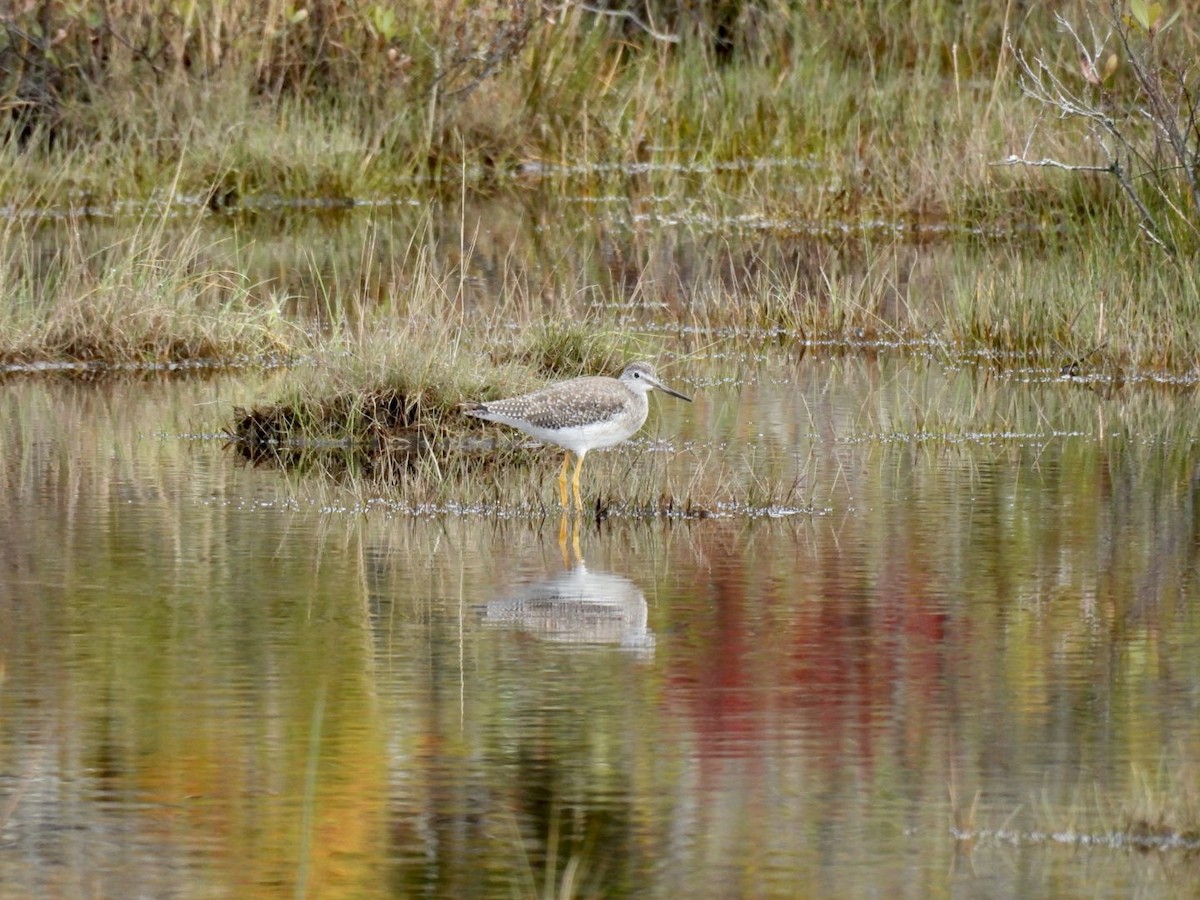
952 758 1200 855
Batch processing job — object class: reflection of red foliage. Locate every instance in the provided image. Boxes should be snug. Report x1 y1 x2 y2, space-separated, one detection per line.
665 549 760 761
663 523 953 780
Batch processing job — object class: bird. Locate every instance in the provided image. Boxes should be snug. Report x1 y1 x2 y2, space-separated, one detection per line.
462 361 692 510
479 563 655 654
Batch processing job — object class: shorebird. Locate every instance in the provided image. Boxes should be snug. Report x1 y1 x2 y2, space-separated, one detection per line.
462 362 691 509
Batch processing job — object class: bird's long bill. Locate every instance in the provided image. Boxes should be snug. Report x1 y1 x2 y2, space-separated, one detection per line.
655 381 692 402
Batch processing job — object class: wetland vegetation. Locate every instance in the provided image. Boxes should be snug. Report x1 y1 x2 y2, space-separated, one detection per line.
2 0 1199 378
4 1 1200 884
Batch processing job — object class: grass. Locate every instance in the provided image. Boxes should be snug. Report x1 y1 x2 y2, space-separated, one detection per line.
224 291 723 516
1123 760 1200 848
3 2 1200 511
952 758 1200 852
0 1 1191 227
0 214 303 368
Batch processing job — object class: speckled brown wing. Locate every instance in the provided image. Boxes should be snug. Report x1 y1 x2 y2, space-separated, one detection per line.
479 377 629 430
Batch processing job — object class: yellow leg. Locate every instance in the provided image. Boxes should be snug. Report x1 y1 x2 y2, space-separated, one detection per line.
558 512 570 565
571 452 586 511
557 512 583 567
557 451 572 508
570 514 583 561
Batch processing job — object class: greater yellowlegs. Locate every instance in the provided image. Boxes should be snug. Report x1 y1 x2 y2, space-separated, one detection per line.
462 361 692 509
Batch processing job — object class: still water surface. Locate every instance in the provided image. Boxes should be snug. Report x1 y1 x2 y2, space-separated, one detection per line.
2 361 1200 898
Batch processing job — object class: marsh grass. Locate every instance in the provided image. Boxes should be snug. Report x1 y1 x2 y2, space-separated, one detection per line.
3 0 1182 231
513 321 674 379
954 758 1200 853
220 214 1200 516
227 304 719 515
942 234 1200 374
6 3 1200 511
0 0 1192 345
0 214 302 367
1123 760 1200 847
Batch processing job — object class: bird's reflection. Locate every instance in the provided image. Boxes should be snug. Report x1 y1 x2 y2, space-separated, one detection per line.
479 516 655 655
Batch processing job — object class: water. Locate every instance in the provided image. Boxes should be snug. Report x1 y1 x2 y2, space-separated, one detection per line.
1 357 1199 898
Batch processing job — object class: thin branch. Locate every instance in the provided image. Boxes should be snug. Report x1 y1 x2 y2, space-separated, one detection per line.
996 155 1113 172
1004 2 1200 254
572 2 680 43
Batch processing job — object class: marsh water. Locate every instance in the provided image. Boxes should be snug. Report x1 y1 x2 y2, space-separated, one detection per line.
4 202 1200 898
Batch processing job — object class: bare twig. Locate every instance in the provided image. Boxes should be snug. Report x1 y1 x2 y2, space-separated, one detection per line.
572 2 680 43
996 155 1112 172
1005 3 1200 252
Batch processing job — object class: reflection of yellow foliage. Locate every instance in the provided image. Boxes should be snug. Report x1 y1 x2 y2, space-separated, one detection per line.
92 625 390 895
113 619 389 895
0 377 390 893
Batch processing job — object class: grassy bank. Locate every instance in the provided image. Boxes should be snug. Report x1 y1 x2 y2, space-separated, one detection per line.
8 199 1200 375
1 2 1193 230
